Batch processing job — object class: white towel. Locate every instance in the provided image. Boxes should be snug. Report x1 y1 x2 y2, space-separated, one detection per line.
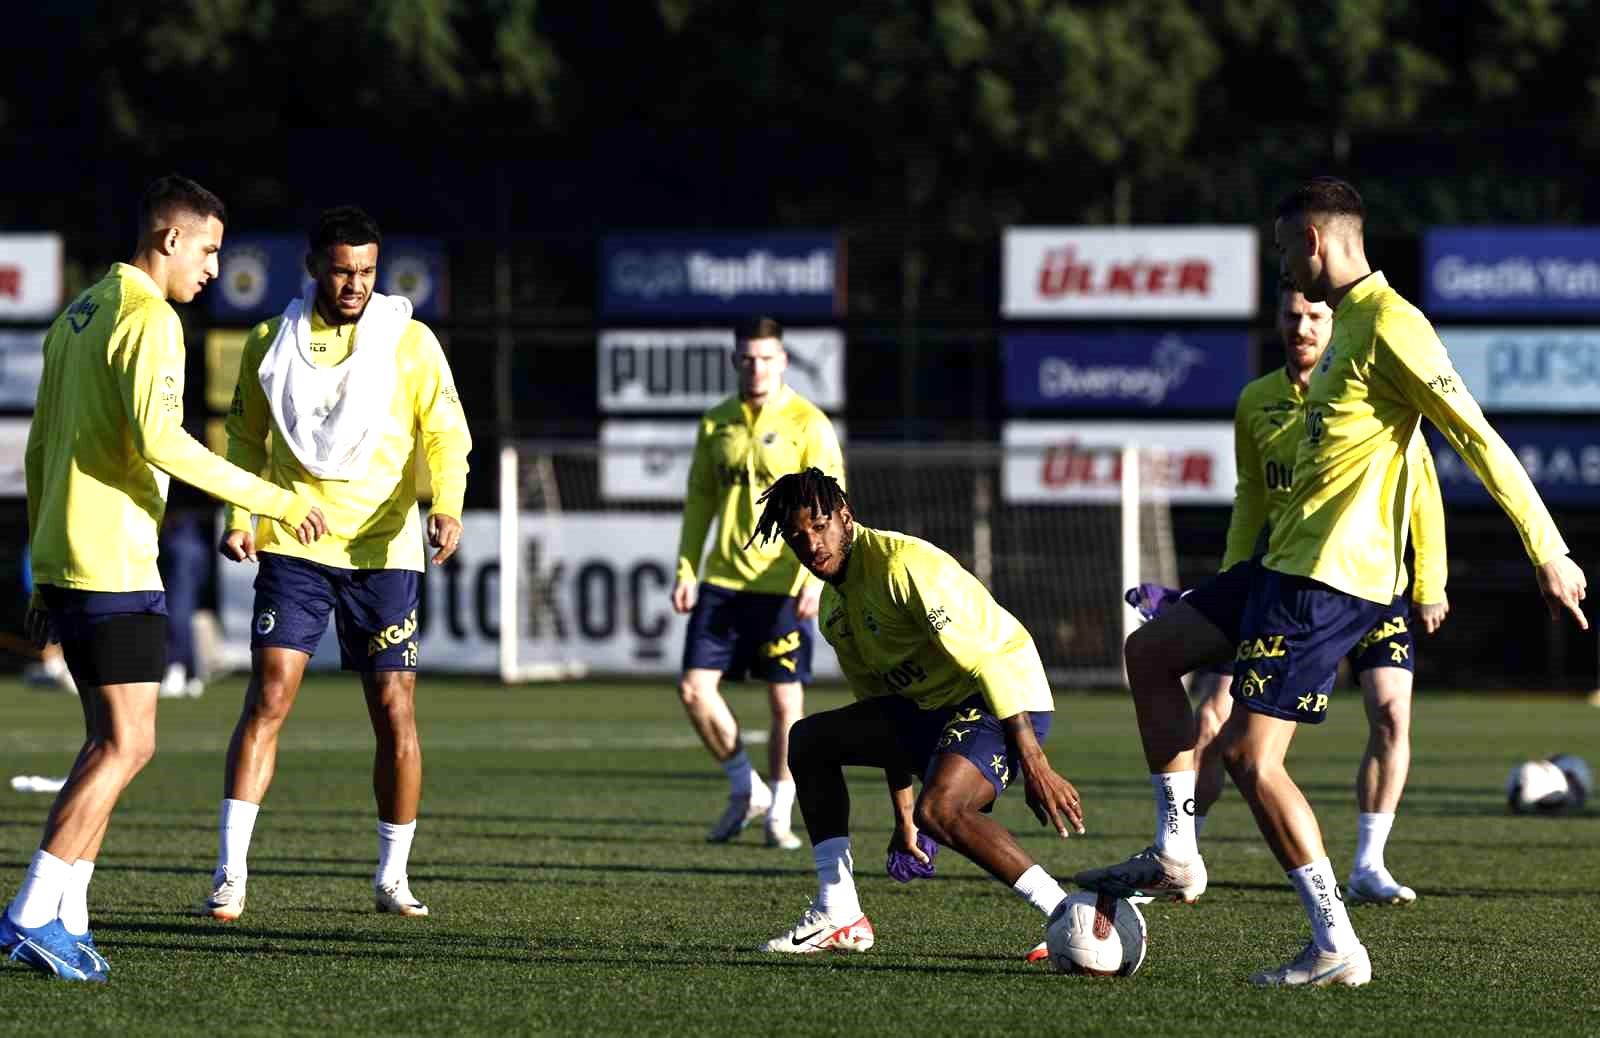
259 282 410 480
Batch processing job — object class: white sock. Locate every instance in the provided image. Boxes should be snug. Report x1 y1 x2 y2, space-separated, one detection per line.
812 836 862 921
376 820 417 886
217 798 261 878
8 849 72 928
769 779 796 830
1151 771 1199 859
1353 812 1394 875
1011 864 1069 917
1288 857 1360 953
1194 814 1208 838
721 749 755 797
57 859 95 935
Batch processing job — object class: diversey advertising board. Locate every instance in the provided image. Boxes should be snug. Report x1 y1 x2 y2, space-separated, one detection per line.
0 330 45 409
1002 421 1236 504
600 233 840 317
1441 327 1600 411
0 234 63 320
217 511 840 677
598 328 845 411
209 233 449 321
1424 228 1600 316
1426 423 1600 507
1004 330 1250 411
1003 227 1258 318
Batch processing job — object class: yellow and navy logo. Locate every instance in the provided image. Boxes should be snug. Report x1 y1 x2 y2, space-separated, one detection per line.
1296 692 1330 714
938 726 972 749
368 609 419 656
1239 668 1272 698
254 608 277 636
1388 641 1409 664
1236 635 1287 662
989 754 1011 787
1356 616 1407 653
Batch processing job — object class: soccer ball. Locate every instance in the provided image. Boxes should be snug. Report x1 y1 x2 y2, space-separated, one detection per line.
1045 891 1147 977
1505 759 1572 814
1547 754 1593 810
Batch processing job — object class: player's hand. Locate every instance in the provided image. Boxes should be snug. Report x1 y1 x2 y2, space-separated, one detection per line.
293 507 328 546
796 582 823 621
1020 753 1086 839
428 513 463 565
220 529 257 563
25 601 55 650
1535 555 1588 630
885 826 938 883
671 578 696 614
1416 596 1449 634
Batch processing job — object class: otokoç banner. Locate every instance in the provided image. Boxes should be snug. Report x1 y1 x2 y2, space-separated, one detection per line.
600 233 841 317
1004 330 1250 412
1424 228 1600 316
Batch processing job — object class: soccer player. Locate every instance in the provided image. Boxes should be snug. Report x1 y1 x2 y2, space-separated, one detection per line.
1075 177 1587 987
672 318 843 849
200 206 471 921
2 175 326 982
747 469 1085 954
1187 282 1450 906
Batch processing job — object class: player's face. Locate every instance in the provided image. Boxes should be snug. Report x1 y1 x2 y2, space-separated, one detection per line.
168 215 224 304
1273 215 1323 301
309 242 379 324
734 337 787 400
1277 289 1333 374
781 503 853 582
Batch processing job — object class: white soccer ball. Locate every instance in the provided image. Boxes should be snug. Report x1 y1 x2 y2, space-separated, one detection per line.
1547 754 1593 810
1045 891 1147 977
1505 759 1572 814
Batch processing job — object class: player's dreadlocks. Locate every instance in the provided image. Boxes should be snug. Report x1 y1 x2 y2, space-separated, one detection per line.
747 467 849 548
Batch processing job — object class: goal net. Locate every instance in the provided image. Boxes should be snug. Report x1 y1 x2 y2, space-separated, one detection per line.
496 438 1178 687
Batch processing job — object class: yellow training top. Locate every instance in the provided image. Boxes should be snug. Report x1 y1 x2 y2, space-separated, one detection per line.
819 525 1054 719
676 384 843 596
1264 271 1561 604
26 263 310 593
224 306 472 571
1224 366 1448 602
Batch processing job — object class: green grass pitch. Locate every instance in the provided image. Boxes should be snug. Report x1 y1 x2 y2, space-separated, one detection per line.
1 677 1597 1036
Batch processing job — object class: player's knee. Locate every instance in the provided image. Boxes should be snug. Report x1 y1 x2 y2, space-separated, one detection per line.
1124 623 1181 684
677 675 712 709
1370 699 1409 745
104 726 156 774
912 790 970 844
786 716 824 771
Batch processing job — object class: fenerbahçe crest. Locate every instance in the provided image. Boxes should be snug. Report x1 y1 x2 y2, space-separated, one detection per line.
254 608 277 636
368 609 419 657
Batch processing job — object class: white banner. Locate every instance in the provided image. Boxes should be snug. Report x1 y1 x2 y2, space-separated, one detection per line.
598 328 845 412
0 330 44 408
0 418 28 496
1441 327 1600 411
1002 420 1237 504
0 234 64 320
217 510 839 678
599 419 847 502
1003 227 1258 318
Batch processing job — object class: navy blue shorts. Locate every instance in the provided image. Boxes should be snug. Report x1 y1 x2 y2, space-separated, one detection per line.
876 694 1053 802
39 586 168 686
1184 560 1386 725
1348 596 1415 674
681 583 813 683
251 553 420 672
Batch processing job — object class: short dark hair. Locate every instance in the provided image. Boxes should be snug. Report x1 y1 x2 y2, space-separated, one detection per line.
310 205 382 255
139 174 226 231
735 316 784 344
1275 177 1364 225
747 467 849 549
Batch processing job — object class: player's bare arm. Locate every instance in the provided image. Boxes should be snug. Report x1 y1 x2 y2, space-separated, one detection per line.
427 513 462 565
1535 555 1588 630
1006 713 1084 838
795 580 822 621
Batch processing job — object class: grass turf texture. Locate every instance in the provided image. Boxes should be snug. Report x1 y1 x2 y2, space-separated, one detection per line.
1 678 1597 1036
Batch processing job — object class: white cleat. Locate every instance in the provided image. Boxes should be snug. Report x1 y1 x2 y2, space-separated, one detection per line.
764 823 803 850
1073 846 1208 904
200 870 247 921
375 878 429 916
761 905 875 954
1250 941 1372 987
1345 869 1417 906
706 789 772 843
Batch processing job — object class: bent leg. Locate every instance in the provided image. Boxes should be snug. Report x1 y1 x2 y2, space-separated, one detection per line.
1192 671 1235 819
223 648 310 804
678 668 740 761
39 681 159 863
787 699 918 845
1125 601 1233 772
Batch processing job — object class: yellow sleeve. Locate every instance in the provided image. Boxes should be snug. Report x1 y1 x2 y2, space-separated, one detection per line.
1374 310 1566 566
222 327 273 532
797 412 845 597
1409 439 1447 603
675 418 718 584
412 326 472 519
119 306 310 527
896 546 1029 719
1220 390 1267 570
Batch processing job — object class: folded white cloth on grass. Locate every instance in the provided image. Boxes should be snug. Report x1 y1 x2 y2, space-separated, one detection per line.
10 775 67 794
259 283 410 480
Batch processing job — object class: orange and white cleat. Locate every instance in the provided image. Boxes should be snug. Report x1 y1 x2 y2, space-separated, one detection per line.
1025 940 1049 963
199 870 247 922
761 905 875 954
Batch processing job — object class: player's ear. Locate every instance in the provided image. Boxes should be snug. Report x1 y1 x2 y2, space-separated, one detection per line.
159 226 181 256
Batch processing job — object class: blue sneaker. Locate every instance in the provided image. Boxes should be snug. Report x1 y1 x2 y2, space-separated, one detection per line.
70 930 111 977
0 914 101 982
